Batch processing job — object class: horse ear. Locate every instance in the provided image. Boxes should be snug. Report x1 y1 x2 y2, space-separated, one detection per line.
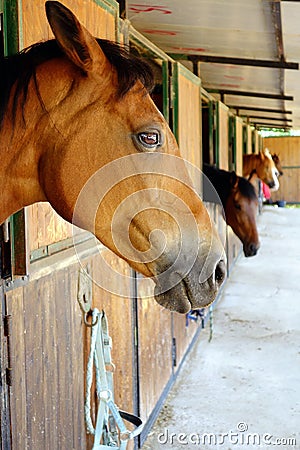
230 171 239 190
45 1 108 74
248 169 256 182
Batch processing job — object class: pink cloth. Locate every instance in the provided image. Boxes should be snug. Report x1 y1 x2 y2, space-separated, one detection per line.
262 182 271 200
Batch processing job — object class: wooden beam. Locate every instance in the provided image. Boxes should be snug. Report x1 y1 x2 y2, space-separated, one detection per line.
207 89 293 101
184 55 299 70
247 116 292 122
253 122 292 128
228 106 292 114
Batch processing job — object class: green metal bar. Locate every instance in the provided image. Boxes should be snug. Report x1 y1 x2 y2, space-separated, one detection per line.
3 1 29 277
162 60 169 123
242 125 248 155
171 62 179 143
215 102 220 168
4 0 19 56
232 117 237 170
208 101 214 164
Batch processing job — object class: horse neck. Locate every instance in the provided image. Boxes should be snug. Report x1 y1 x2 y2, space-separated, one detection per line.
243 154 260 176
203 165 231 206
0 96 47 224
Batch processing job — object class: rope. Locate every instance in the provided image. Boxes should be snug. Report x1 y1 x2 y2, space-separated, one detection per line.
85 309 102 435
208 305 214 342
84 308 143 449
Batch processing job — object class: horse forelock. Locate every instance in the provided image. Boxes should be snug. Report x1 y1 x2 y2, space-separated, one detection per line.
237 176 257 201
263 148 273 160
0 39 154 126
204 164 257 203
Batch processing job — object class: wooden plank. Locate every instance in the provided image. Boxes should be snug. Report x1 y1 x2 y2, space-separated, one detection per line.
176 64 202 192
20 0 119 254
172 312 198 373
246 125 253 154
226 225 242 274
137 275 172 420
235 117 244 176
253 130 260 153
6 287 28 450
263 136 300 202
7 268 86 449
218 102 229 170
23 278 45 448
21 0 118 48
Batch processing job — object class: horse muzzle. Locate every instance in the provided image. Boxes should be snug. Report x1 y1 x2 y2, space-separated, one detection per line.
153 256 226 313
243 241 260 257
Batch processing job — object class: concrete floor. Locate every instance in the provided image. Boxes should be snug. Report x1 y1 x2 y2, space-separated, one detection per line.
142 206 300 450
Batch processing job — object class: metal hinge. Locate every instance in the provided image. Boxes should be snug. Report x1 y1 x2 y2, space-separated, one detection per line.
3 314 12 337
6 368 12 387
4 315 12 386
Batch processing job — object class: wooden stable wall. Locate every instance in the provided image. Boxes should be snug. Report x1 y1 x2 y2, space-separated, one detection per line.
264 136 300 203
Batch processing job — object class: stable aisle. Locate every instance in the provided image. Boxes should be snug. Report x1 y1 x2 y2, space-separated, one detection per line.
142 206 300 450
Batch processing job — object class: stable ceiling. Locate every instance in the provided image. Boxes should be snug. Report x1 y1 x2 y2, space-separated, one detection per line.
127 0 300 130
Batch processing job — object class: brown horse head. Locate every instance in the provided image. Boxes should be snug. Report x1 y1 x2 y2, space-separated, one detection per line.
271 153 284 176
225 172 260 257
243 149 279 190
256 149 279 189
0 2 226 313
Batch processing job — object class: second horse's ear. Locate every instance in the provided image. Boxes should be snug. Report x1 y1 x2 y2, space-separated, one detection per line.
248 169 256 182
45 1 109 75
230 171 239 190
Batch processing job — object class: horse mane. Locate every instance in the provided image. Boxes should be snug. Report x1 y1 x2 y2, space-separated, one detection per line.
237 174 257 200
203 164 257 206
0 39 154 125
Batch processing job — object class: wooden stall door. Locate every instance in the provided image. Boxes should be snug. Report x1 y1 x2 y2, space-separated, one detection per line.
263 136 300 203
6 268 86 450
172 62 202 191
0 282 11 450
136 276 173 428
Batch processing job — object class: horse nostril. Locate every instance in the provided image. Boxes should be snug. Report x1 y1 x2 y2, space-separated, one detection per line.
214 259 226 287
244 242 258 257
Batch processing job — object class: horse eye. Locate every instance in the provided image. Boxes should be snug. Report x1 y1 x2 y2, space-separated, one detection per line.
234 202 241 210
138 131 161 149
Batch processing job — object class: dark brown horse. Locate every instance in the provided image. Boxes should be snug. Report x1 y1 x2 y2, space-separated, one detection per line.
203 164 260 257
0 1 226 313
